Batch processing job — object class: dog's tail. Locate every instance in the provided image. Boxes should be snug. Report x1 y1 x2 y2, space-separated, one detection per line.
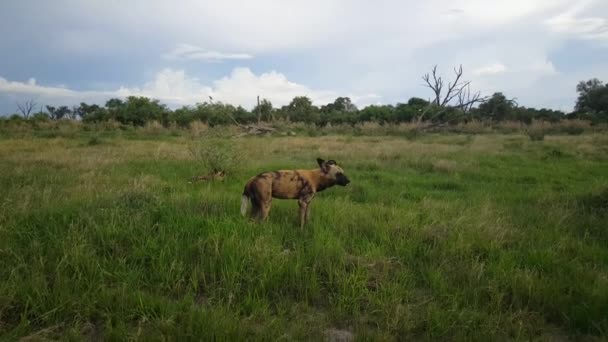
240 195 249 216
240 187 250 216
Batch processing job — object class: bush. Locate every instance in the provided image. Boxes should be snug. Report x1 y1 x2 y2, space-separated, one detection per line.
140 120 167 135
188 120 209 138
527 129 545 141
559 120 589 135
188 139 243 174
563 126 585 135
87 136 103 146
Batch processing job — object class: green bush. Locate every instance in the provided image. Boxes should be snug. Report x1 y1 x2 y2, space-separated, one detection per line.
527 129 545 141
87 136 103 146
188 139 243 174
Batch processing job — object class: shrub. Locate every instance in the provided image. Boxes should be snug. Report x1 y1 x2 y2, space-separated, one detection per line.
87 136 103 146
188 120 209 138
188 139 243 174
140 120 167 135
527 129 545 141
559 120 589 135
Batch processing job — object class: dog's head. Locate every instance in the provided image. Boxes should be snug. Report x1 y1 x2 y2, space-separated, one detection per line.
317 158 350 186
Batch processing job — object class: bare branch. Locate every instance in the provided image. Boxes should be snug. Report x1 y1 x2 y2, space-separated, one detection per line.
457 83 487 114
417 64 489 126
440 64 467 106
422 65 443 105
422 64 480 111
16 98 37 119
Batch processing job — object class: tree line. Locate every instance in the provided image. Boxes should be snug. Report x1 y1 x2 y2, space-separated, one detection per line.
7 72 608 127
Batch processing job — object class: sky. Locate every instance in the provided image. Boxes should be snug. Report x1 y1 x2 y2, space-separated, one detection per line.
1 0 607 115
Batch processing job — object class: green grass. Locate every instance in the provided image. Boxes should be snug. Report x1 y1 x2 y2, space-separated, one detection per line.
1 132 607 340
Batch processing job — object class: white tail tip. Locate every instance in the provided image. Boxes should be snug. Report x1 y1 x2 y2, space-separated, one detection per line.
240 195 249 216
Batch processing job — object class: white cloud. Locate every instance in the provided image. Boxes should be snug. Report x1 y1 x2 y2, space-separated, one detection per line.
114 69 212 104
0 76 109 98
6 0 580 54
162 44 253 62
211 68 330 107
542 0 608 44
0 68 378 110
546 15 608 42
473 63 508 76
2 0 607 111
528 59 557 75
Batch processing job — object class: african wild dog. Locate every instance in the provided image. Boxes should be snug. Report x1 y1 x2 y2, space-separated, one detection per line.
240 158 350 229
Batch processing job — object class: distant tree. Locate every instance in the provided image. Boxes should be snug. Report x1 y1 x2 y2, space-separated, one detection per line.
420 65 487 123
16 98 37 119
32 112 50 121
535 108 565 123
575 79 603 111
9 114 24 121
58 106 71 120
252 98 274 122
190 101 246 126
331 97 358 112
70 105 81 120
389 98 432 123
457 83 483 115
359 105 395 123
79 103 106 122
394 103 417 122
477 92 517 121
105 98 126 122
46 105 71 120
422 65 486 108
509 107 535 124
105 98 125 109
575 79 608 121
45 106 56 119
407 97 430 108
105 97 168 126
319 97 359 125
286 96 319 123
170 106 191 127
233 105 255 124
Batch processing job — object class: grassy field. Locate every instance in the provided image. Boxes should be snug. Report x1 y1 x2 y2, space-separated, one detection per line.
1 131 607 340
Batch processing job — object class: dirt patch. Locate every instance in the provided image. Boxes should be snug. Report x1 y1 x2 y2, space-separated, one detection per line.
324 328 354 342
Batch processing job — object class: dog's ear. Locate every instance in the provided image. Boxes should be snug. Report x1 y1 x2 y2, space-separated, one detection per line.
317 158 331 173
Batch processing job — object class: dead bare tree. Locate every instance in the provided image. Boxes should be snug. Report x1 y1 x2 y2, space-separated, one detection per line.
419 65 488 124
457 83 483 115
16 98 37 119
422 65 472 107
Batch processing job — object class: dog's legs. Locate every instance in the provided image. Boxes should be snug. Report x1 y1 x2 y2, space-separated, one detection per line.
250 200 261 220
298 200 306 229
260 199 272 222
298 193 315 230
305 193 315 222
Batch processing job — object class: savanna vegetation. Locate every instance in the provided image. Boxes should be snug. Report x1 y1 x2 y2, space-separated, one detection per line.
0 126 607 340
1 68 607 340
5 71 608 128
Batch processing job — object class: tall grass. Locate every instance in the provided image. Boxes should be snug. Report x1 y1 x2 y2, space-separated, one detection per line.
0 132 607 340
1 118 606 141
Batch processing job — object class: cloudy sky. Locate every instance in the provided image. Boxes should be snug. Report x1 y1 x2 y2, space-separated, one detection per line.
1 0 607 114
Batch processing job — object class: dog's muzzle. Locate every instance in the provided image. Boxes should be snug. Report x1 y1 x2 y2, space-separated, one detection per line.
337 174 350 186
